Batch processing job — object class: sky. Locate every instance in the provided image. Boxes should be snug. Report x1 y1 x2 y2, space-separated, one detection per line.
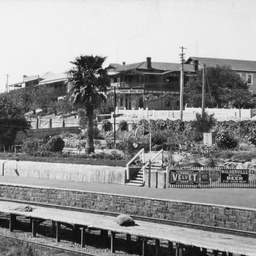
0 0 256 92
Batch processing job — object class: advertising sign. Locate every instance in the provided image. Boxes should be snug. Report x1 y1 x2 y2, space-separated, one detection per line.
170 170 199 185
200 171 210 184
221 169 249 183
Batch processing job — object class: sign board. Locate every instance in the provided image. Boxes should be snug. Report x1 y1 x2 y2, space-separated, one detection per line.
221 169 249 183
170 170 199 185
200 170 210 184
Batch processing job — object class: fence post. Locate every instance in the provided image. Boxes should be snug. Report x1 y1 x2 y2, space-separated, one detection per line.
36 117 39 129
49 118 52 128
62 119 65 128
148 160 151 188
166 166 170 189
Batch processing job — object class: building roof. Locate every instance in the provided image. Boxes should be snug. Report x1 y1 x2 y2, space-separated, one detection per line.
8 72 67 89
39 72 67 85
109 59 194 75
23 75 39 82
186 57 256 72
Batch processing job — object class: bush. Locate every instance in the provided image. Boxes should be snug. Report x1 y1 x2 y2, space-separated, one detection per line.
247 130 256 145
119 120 128 131
191 112 216 141
106 139 114 149
216 131 238 150
22 138 41 154
102 119 112 132
45 135 65 152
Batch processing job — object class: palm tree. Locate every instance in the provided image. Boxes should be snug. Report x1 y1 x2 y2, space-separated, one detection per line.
68 55 110 154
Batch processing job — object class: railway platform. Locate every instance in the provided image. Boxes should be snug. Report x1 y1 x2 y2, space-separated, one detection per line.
0 200 256 256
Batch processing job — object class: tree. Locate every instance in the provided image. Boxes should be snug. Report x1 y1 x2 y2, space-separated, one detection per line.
0 96 30 148
184 65 253 108
31 85 62 113
143 94 158 109
68 55 110 154
0 88 34 114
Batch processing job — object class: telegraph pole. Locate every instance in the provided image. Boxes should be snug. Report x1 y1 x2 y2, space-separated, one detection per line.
179 47 186 121
202 64 206 116
113 87 116 147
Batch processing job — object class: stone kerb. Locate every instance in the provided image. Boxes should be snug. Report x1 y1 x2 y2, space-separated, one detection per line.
1 160 125 185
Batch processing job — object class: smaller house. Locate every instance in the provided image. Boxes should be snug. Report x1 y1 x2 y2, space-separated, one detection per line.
186 57 256 94
7 72 71 94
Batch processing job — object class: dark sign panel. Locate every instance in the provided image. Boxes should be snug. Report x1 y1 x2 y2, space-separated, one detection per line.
170 170 199 185
221 169 249 183
200 171 210 184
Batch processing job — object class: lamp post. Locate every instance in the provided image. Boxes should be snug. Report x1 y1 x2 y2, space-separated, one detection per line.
135 123 151 159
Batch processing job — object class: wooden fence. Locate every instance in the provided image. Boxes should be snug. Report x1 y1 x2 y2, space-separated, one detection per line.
167 167 256 188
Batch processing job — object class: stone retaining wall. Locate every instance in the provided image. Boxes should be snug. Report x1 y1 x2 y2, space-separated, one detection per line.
0 160 125 185
0 184 255 232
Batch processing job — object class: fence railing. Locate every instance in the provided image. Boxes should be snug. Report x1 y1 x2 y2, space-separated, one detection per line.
126 148 145 180
166 167 256 188
28 118 80 129
142 149 163 182
116 107 253 121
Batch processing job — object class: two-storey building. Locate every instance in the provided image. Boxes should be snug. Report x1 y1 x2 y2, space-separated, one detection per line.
186 57 256 94
108 57 195 110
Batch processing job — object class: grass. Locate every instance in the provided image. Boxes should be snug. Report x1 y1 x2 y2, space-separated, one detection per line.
0 239 35 256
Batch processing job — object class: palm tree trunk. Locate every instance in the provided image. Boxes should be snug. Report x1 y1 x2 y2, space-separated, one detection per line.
85 105 95 154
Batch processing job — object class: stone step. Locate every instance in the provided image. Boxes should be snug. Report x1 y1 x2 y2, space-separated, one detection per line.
126 181 144 187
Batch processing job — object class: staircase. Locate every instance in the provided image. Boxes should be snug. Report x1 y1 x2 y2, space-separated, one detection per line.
125 149 164 187
126 168 144 187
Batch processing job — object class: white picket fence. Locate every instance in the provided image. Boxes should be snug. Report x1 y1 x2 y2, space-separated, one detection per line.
115 107 253 121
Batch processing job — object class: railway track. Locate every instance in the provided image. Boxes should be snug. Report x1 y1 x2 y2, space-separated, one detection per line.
0 233 97 256
1 197 256 239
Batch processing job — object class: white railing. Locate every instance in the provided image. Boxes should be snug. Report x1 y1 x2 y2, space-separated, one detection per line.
115 107 253 121
141 149 164 182
126 148 145 180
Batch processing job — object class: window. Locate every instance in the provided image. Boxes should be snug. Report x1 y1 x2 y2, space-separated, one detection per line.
120 96 123 107
247 74 253 85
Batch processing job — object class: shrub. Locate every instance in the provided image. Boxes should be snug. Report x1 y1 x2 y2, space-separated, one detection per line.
191 112 216 139
45 135 65 152
102 119 112 132
119 120 128 131
22 138 41 154
106 139 114 149
216 131 238 150
247 130 256 145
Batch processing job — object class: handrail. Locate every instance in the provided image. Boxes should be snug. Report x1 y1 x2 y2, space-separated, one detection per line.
141 149 163 182
126 148 145 180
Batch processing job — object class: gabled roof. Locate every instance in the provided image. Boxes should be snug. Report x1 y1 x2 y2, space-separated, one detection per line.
186 57 256 72
23 75 40 82
39 72 67 85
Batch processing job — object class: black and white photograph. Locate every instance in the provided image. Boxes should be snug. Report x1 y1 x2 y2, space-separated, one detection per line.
0 0 256 255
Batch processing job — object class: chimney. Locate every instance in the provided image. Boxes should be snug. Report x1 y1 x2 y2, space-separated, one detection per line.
146 57 152 69
122 62 126 65
193 60 199 71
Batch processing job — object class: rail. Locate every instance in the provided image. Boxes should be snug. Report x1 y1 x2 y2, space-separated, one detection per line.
141 149 163 182
126 148 145 180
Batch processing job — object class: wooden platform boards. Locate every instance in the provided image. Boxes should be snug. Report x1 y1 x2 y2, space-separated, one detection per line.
0 201 255 256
